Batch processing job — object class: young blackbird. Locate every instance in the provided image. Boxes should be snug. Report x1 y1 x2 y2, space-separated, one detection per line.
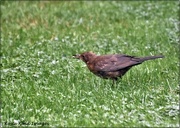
73 51 164 84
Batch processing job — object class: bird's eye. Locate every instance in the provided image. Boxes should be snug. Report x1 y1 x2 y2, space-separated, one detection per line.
81 55 88 62
81 55 85 59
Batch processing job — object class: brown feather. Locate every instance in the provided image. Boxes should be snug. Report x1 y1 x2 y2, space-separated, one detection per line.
74 51 164 83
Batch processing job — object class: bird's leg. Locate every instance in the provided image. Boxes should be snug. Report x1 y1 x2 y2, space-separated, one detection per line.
112 78 118 88
112 80 115 87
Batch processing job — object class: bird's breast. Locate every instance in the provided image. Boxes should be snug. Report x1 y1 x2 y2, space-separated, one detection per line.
87 63 94 72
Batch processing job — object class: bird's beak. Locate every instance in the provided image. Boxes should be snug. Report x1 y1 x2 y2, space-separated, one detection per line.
73 54 81 59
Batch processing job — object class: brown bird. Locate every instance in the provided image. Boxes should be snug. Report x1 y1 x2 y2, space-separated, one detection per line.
73 51 164 85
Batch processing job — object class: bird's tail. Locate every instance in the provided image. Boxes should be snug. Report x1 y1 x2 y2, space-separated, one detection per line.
139 55 164 61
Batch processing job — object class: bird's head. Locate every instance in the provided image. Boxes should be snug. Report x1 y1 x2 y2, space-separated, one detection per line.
73 51 96 63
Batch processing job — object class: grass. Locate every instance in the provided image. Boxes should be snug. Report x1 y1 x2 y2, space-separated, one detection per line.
1 1 179 127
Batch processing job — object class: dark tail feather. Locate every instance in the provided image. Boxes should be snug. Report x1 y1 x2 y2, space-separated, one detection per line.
140 55 164 61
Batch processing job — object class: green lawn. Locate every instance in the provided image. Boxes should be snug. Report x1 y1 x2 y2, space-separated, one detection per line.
1 1 179 127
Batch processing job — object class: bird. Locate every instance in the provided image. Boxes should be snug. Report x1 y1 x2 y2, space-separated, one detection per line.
73 51 164 85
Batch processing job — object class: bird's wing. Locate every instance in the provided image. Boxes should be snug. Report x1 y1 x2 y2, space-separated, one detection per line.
93 54 142 72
